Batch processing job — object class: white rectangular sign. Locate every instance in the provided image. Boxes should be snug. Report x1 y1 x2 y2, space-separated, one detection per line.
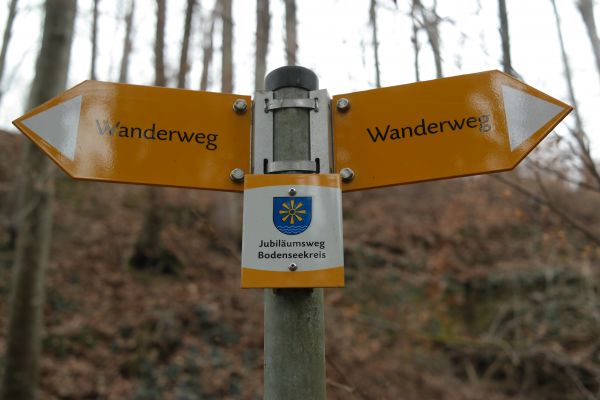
241 174 344 288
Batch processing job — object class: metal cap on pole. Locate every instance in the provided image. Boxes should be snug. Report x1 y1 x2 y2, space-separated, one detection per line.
265 66 319 91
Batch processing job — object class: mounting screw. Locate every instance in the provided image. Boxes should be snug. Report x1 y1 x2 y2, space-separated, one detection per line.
288 187 297 196
229 168 245 183
340 167 355 183
233 99 247 114
288 263 298 272
336 97 350 112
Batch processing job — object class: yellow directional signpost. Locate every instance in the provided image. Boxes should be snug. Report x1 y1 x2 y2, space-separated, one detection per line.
13 66 572 400
332 70 572 191
13 80 251 191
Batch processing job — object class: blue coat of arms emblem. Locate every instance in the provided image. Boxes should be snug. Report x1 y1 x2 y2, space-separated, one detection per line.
273 197 312 235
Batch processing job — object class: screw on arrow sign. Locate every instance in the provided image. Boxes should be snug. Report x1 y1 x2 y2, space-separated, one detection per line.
332 70 572 191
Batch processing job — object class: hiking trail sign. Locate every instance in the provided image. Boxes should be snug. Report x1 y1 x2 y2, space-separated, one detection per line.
13 80 251 192
333 70 572 191
13 69 572 288
241 174 344 288
13 65 573 400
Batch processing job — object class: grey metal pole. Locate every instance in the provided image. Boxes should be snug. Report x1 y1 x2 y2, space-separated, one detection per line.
262 66 327 400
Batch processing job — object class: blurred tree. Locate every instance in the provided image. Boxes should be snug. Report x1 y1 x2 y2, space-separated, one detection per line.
0 1 76 399
129 0 181 274
498 0 514 76
0 0 18 106
0 0 19 246
221 0 233 93
577 0 600 81
413 0 443 78
284 0 297 65
550 0 600 190
409 0 421 82
177 0 196 88
200 2 217 91
369 0 381 87
213 0 240 236
118 0 135 83
154 0 166 87
255 0 270 90
90 0 100 80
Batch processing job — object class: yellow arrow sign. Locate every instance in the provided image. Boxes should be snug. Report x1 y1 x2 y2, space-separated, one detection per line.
13 81 251 192
332 70 572 191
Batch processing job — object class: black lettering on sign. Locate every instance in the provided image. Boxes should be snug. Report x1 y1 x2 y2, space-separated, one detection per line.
95 119 219 151
95 119 120 136
365 114 493 143
366 125 389 142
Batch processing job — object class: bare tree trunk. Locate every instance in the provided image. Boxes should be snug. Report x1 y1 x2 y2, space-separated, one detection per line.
118 0 135 83
428 16 442 78
255 0 270 90
577 0 600 80
550 0 583 136
177 0 195 88
129 0 181 273
0 0 20 245
284 0 297 65
550 0 600 188
90 0 99 80
498 0 513 75
221 0 233 93
0 2 76 399
154 0 166 87
369 0 381 87
129 186 180 274
415 0 442 78
200 3 217 91
213 0 239 236
0 0 18 104
410 0 421 82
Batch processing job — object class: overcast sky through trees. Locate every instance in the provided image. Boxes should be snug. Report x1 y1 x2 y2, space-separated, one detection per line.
0 0 598 154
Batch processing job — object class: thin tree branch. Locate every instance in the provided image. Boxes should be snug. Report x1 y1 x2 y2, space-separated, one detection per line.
492 174 600 246
530 159 600 193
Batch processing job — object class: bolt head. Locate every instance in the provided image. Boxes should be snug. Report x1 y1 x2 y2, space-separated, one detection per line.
336 97 350 112
340 167 355 183
229 168 245 183
288 263 298 272
233 99 248 113
288 187 297 196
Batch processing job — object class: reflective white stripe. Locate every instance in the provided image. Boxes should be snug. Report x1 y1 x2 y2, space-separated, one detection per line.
22 95 82 160
502 85 564 151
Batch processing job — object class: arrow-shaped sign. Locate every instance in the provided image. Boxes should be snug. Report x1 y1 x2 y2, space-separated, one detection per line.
14 81 251 192
332 70 572 191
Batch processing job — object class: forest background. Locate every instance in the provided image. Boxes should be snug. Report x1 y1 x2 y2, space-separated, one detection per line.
1 0 600 399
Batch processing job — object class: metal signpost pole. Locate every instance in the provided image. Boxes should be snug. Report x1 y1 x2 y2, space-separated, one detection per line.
260 66 328 400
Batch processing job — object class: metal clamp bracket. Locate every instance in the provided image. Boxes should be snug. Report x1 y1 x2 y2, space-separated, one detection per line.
266 161 318 174
252 89 332 174
264 98 319 113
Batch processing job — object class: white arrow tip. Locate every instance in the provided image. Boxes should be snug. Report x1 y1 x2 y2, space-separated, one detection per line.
502 85 565 152
21 95 82 160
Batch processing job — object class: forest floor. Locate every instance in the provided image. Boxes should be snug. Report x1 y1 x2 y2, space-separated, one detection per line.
1 131 599 399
